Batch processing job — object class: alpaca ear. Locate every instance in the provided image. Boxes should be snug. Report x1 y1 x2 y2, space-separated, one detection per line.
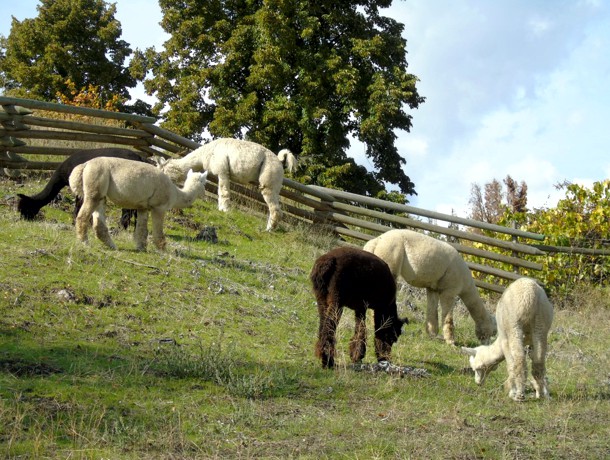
201 171 208 180
461 347 477 357
156 157 167 167
187 169 194 178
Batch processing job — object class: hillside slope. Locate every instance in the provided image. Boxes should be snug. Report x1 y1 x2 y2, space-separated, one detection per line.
1 176 608 459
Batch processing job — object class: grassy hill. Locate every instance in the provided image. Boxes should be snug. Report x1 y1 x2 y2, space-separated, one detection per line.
1 175 609 459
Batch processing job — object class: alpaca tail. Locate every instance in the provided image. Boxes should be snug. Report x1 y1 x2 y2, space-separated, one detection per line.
69 164 86 198
277 149 297 173
362 238 378 254
310 256 337 298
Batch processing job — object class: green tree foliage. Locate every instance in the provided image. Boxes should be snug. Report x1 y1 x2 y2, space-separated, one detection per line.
516 180 610 294
468 178 610 297
134 0 424 198
0 0 135 104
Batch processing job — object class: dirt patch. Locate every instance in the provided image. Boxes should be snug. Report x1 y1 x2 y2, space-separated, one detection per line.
0 358 62 376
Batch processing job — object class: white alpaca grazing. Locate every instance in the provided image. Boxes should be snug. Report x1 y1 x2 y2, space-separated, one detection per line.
363 229 496 345
69 157 208 251
462 278 553 401
156 138 297 231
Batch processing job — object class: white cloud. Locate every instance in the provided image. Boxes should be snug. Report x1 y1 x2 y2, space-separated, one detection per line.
528 17 553 36
390 0 610 215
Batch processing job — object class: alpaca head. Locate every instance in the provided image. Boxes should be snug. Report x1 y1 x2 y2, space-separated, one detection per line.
461 346 500 385
475 314 497 345
16 194 39 220
157 157 188 184
391 315 409 341
375 313 409 361
183 169 208 195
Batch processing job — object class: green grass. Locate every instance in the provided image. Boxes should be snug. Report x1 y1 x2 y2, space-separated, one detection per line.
1 176 609 459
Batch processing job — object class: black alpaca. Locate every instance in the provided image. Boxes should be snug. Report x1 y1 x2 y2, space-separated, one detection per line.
310 246 408 369
17 147 150 227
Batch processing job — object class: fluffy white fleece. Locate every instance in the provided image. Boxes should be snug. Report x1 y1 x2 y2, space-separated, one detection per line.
364 229 496 345
462 277 554 401
157 138 296 231
70 157 207 251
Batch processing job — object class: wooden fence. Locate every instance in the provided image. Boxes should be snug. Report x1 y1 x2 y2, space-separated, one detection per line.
2 96 608 294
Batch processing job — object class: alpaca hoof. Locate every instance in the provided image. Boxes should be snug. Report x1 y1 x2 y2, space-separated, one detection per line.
321 357 335 369
152 237 166 250
509 390 526 402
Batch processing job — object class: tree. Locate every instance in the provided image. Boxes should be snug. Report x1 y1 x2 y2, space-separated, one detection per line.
133 0 424 198
469 179 609 296
522 180 610 292
469 175 528 224
0 0 135 106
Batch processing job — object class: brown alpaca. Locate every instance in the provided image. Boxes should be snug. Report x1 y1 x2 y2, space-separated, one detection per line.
310 246 408 369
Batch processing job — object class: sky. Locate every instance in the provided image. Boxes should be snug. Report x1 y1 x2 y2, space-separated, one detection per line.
2 1 609 217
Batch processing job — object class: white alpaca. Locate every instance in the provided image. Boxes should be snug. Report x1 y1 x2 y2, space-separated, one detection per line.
363 229 496 345
156 138 297 231
462 277 554 401
69 157 208 251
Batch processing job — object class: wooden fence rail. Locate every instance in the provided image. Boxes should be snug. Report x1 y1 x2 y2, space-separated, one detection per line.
2 96 609 294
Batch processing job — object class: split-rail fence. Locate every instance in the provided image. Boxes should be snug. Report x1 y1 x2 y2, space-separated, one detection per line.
2 96 608 294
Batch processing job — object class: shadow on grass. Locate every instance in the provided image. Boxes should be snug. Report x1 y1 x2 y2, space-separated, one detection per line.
0 337 310 400
419 359 457 375
3 335 608 405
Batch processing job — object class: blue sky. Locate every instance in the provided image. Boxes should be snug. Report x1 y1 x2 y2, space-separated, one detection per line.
2 1 609 217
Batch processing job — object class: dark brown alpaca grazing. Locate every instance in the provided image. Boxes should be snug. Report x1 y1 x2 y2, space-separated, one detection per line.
310 246 408 369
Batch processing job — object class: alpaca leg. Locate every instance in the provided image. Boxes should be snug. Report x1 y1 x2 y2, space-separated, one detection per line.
530 334 550 399
75 197 100 244
217 174 231 212
315 300 343 369
426 289 440 338
133 211 149 251
73 195 84 225
150 209 167 250
507 335 527 401
92 203 116 249
439 292 456 345
502 342 517 399
349 311 367 363
260 185 282 231
119 209 136 230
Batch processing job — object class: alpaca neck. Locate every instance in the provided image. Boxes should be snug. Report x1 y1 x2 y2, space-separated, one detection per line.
175 153 204 172
28 168 66 203
182 144 213 171
171 179 204 209
459 283 489 321
477 338 505 366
